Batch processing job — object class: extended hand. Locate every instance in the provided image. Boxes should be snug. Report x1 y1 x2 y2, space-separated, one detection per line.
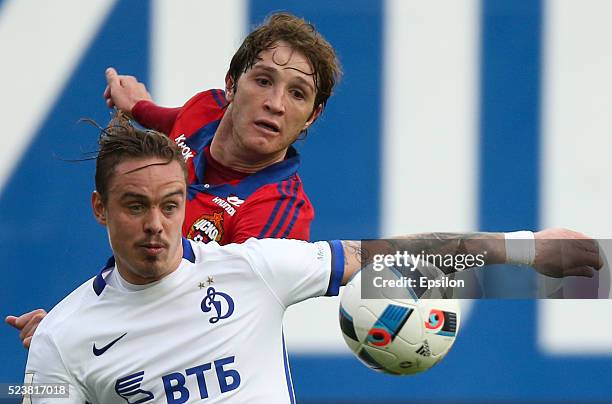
5 309 47 349
533 228 603 278
103 67 152 117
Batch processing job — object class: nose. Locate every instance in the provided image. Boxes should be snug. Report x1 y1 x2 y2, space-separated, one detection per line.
263 87 285 114
143 208 163 235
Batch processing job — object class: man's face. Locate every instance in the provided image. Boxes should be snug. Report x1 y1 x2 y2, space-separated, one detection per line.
226 41 322 158
92 158 186 284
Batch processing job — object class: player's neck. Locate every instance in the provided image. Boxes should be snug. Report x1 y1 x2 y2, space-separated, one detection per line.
211 115 287 173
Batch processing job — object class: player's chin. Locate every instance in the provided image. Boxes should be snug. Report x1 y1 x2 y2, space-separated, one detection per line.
245 138 291 156
141 252 165 264
137 260 167 281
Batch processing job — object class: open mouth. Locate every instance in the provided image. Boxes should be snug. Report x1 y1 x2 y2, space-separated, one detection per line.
254 120 280 134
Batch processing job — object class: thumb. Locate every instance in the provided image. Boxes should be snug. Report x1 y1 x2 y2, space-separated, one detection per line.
105 67 119 84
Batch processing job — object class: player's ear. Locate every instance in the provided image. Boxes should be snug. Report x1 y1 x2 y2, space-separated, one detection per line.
92 191 107 226
225 72 235 102
302 104 323 132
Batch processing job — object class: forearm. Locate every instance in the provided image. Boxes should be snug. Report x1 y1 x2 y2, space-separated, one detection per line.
340 228 602 283
341 232 507 284
131 100 180 135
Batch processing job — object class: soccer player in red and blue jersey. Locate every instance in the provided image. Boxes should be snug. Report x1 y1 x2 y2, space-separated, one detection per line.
123 87 312 245
103 13 341 246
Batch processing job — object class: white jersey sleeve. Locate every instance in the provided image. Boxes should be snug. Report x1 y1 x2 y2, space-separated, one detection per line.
24 326 87 403
242 238 345 307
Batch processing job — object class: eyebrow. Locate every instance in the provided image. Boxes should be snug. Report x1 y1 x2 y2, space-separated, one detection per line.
119 189 185 201
252 65 315 93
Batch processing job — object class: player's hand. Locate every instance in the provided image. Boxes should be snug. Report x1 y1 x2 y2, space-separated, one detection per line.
103 67 153 117
533 228 603 278
5 309 48 349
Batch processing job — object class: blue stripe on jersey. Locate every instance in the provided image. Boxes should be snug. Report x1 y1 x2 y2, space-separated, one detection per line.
211 89 227 108
281 199 305 238
93 257 116 296
181 237 196 263
188 120 221 186
190 148 301 199
282 332 296 404
257 181 289 238
270 180 299 238
326 240 345 296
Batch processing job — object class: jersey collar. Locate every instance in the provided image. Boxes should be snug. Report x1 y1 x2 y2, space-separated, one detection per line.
92 238 196 296
188 146 301 200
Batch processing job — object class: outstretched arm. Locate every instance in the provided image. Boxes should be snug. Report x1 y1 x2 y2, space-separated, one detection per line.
339 228 602 285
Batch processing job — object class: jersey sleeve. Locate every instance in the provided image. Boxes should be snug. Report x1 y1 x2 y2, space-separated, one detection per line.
242 238 344 307
231 181 314 244
131 100 181 135
24 331 88 403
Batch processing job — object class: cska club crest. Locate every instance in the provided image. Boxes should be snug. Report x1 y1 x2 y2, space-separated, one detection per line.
188 211 224 243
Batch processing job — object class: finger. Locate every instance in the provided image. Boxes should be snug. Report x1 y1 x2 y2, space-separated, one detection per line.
563 266 595 278
23 336 32 349
103 84 110 99
18 312 46 341
14 309 46 330
5 316 18 328
13 311 36 329
578 250 604 270
593 250 604 270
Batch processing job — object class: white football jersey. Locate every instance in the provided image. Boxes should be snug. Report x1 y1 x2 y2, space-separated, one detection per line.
24 238 345 403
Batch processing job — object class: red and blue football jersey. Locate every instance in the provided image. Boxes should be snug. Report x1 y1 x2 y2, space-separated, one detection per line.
132 90 314 244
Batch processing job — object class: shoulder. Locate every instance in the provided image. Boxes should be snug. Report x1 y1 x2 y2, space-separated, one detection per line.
186 238 266 282
187 237 312 265
239 177 314 220
37 276 97 338
244 176 310 203
179 89 227 116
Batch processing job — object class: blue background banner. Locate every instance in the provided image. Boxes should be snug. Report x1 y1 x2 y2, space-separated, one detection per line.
1 1 611 402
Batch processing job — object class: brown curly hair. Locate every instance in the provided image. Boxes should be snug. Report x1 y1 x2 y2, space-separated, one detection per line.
228 12 342 112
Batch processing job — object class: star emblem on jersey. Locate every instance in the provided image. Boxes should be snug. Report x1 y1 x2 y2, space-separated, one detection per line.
93 332 127 356
207 276 214 285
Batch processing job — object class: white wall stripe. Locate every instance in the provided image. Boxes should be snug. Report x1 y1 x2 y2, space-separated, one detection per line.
0 0 116 194
539 0 612 354
381 0 480 237
151 0 246 106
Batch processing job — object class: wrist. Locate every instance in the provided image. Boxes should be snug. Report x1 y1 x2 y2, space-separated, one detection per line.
131 99 154 120
504 231 535 266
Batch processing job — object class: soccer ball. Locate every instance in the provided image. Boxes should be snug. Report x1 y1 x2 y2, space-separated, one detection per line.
339 268 461 375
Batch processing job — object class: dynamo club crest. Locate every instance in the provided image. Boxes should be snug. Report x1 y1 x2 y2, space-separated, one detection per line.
201 287 235 323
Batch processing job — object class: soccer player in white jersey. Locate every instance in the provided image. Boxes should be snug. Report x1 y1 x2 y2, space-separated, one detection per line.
23 114 602 403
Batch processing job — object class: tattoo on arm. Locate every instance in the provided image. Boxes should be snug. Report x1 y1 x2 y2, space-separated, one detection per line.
341 232 503 285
